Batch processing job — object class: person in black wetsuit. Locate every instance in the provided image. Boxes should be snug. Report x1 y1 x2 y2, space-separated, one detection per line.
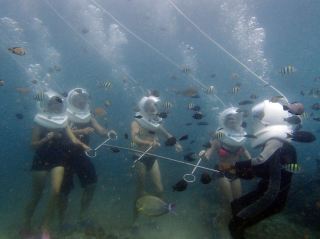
222 100 299 239
22 90 89 238
59 88 117 226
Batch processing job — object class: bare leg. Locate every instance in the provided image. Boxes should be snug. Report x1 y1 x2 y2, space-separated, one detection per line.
133 162 146 223
23 171 48 231
58 192 69 226
149 160 164 198
79 183 96 221
231 179 242 200
42 166 64 231
218 177 233 203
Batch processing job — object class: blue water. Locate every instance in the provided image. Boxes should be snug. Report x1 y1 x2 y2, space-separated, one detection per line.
0 0 320 238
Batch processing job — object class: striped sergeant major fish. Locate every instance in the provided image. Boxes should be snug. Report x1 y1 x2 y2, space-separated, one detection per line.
279 65 296 75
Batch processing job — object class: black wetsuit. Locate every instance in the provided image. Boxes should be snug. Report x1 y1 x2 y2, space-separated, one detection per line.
229 139 296 239
61 121 97 195
32 126 71 171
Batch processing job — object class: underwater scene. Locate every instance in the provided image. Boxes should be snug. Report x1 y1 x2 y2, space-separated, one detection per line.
0 0 320 238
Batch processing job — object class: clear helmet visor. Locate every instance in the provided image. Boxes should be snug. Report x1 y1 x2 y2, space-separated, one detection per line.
68 88 90 111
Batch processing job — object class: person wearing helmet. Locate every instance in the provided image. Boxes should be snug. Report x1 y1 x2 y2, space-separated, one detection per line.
22 90 89 238
59 88 117 227
222 100 298 239
199 107 251 237
131 95 182 221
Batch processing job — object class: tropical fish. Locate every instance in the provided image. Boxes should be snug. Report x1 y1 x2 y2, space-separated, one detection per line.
197 121 209 126
241 121 247 128
94 108 106 116
130 141 136 148
124 133 129 139
134 115 143 119
215 131 224 139
172 179 188 191
15 113 24 120
205 85 215 94
8 47 26 56
165 137 177 146
185 122 193 126
157 112 168 119
287 131 316 143
163 101 173 110
192 112 204 120
311 103 320 111
176 87 199 98
279 65 296 75
200 172 212 184
230 73 239 80
0 80 4 86
284 115 302 125
232 85 240 94
238 100 254 106
34 91 45 102
16 87 30 94
110 147 120 153
250 94 258 99
179 134 189 141
313 117 320 122
282 163 301 174
210 74 216 78
104 81 112 89
181 65 192 73
104 100 112 108
188 103 195 110
136 195 175 217
184 152 197 162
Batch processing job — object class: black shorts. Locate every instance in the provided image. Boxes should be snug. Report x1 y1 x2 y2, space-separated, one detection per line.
214 165 238 181
133 155 157 171
61 152 97 195
31 147 67 171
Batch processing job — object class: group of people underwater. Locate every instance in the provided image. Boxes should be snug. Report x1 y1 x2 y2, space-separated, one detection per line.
20 87 314 239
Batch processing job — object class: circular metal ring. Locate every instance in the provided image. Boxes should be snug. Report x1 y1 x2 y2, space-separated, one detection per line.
85 149 97 158
183 174 196 183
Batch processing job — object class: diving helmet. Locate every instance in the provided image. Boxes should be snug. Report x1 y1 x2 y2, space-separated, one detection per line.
217 107 246 147
66 88 91 123
34 90 68 129
136 96 162 130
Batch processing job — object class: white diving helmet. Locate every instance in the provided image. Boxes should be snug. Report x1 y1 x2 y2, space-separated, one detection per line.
217 107 246 147
136 96 162 130
66 88 91 123
251 100 293 148
34 90 68 129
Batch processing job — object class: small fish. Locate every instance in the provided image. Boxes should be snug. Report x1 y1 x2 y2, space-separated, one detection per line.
104 100 112 108
205 85 215 94
16 87 30 94
190 140 195 144
284 115 302 125
279 65 296 75
148 130 156 135
244 134 257 139
185 122 193 126
283 102 304 115
60 92 68 98
0 80 4 86
157 112 168 119
311 103 320 111
149 89 160 97
238 100 254 106
215 130 224 139
192 112 204 120
165 137 177 146
124 133 129 139
241 121 247 128
301 112 309 120
172 179 188 192
184 152 197 162
163 101 173 110
200 172 212 184
134 115 143 119
300 90 305 96
30 79 38 84
110 147 120 153
197 121 209 126
282 163 301 174
15 113 24 119
81 27 89 34
232 85 240 94
130 141 136 148
136 195 175 217
188 103 195 110
231 73 239 80
250 94 258 99
313 117 320 122
8 47 26 56
177 87 199 98
179 134 189 141
104 81 112 89
270 95 284 103
192 105 201 111
94 107 106 116
210 74 216 78
34 91 45 102
287 131 316 143
181 65 192 73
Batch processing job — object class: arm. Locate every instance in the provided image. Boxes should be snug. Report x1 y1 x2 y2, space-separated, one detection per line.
30 125 52 149
158 125 182 152
91 117 108 136
66 126 90 151
236 150 282 219
131 121 154 146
